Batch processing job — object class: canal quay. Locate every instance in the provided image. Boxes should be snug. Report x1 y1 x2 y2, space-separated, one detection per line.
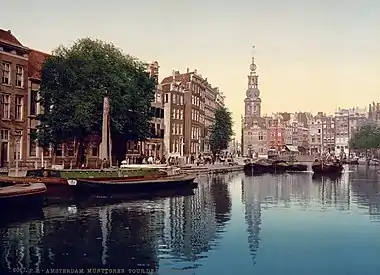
1 166 380 275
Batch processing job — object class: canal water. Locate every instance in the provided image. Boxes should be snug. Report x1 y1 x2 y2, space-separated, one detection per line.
1 166 380 275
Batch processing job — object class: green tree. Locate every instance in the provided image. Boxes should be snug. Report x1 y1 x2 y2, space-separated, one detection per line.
36 38 156 165
210 107 234 156
349 124 380 151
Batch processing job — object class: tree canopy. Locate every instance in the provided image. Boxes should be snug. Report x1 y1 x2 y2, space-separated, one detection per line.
35 38 156 164
209 107 234 155
349 124 380 150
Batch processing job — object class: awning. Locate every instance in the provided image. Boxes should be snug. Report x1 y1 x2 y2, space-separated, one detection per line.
285 145 299 152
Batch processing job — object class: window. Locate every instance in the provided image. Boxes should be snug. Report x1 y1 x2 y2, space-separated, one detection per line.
55 144 63 156
165 94 168 103
43 147 51 157
14 130 23 160
15 96 23 120
0 129 9 140
1 94 10 119
29 129 37 157
172 94 176 104
30 90 38 116
2 62 10 85
67 143 75 156
92 146 98 157
156 92 161 103
15 66 24 87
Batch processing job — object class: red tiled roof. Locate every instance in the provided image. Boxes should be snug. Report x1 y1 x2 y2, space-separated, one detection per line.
161 72 192 85
0 29 23 47
28 49 51 80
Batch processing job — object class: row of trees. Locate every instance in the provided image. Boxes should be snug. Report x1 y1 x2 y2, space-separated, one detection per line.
35 38 235 165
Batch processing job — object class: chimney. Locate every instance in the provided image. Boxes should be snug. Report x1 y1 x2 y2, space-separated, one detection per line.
194 69 197 74
7 30 11 34
186 68 189 73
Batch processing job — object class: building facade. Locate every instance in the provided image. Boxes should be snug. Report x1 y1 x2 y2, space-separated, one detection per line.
321 115 335 153
0 29 30 168
242 50 267 157
161 76 185 158
334 107 367 156
267 116 285 150
161 69 222 157
308 114 323 154
204 86 218 154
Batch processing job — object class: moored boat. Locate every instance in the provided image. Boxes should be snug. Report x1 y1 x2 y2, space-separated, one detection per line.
287 163 308 172
243 161 273 175
312 161 343 174
341 159 359 165
68 174 197 194
0 182 47 209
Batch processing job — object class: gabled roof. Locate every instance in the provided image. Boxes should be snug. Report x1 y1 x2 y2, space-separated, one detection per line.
28 49 51 80
0 29 24 47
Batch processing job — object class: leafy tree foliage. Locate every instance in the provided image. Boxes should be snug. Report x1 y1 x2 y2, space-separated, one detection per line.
349 124 380 150
36 38 156 165
210 107 234 155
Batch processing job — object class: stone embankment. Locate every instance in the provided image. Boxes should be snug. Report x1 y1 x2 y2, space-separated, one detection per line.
180 164 244 174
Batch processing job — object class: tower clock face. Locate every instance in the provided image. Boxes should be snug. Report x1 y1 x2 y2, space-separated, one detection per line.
250 63 257 71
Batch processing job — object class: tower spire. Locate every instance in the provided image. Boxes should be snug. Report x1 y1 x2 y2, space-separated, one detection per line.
248 45 258 89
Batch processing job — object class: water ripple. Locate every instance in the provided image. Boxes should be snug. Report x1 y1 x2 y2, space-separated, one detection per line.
1 169 380 274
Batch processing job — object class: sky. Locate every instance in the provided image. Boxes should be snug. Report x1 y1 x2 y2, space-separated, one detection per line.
2 0 380 138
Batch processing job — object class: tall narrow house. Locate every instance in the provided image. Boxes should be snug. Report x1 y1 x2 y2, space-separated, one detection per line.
0 29 30 168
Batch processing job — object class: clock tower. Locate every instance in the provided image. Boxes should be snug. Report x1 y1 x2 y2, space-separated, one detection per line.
244 49 261 118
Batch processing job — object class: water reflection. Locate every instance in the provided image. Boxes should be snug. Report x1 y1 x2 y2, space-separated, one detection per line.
0 174 233 274
240 170 380 268
1 171 380 274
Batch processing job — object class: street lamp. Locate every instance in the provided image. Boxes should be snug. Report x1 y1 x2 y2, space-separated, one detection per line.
14 131 22 177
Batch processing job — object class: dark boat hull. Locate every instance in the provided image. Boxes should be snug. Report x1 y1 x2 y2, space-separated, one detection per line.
312 163 343 174
71 175 197 194
341 160 359 165
0 183 46 209
243 163 276 175
244 162 307 175
287 164 308 172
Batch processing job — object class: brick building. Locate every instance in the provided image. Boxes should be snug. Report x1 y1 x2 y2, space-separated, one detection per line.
161 69 209 157
161 75 185 157
0 29 30 168
204 86 218 153
267 116 285 150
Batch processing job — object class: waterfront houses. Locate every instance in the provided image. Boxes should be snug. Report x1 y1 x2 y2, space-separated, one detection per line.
161 69 224 158
0 28 229 167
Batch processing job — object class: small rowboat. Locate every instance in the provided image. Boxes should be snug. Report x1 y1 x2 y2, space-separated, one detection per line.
0 182 47 208
68 174 197 194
